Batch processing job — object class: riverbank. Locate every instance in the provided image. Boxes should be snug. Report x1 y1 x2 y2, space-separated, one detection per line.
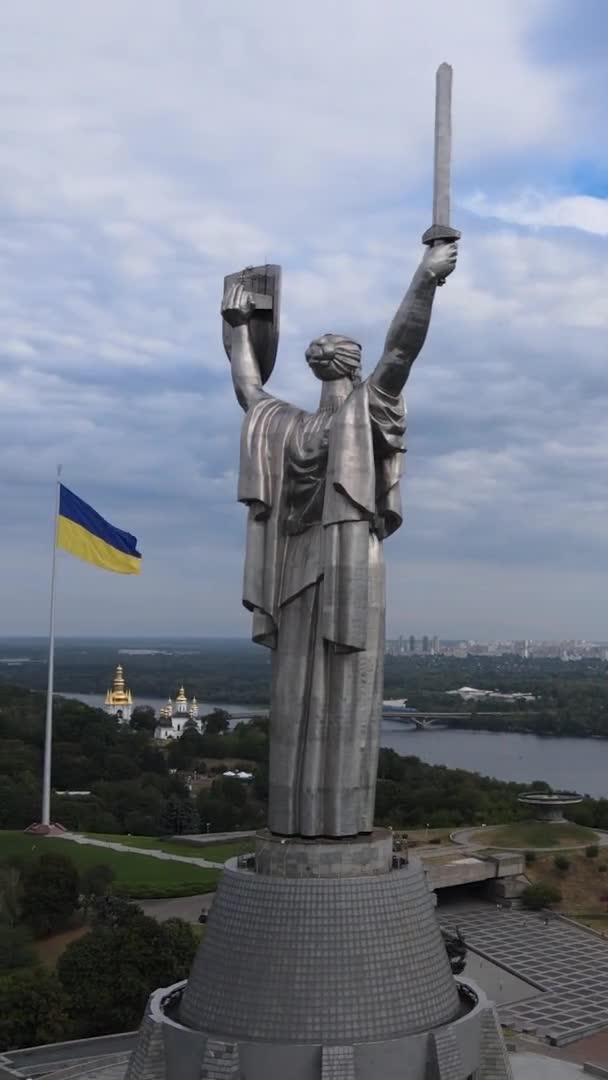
56 691 608 797
380 724 608 798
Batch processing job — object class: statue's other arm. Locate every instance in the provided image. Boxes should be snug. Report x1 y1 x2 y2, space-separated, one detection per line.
222 282 265 412
371 242 458 397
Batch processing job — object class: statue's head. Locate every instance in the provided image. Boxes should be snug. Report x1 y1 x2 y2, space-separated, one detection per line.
306 334 362 383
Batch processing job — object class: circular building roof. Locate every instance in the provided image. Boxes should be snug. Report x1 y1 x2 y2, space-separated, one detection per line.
518 791 583 807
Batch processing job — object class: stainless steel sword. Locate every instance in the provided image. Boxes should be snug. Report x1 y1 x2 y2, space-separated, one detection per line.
422 62 461 284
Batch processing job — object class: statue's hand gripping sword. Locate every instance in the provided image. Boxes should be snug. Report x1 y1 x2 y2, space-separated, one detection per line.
422 63 461 285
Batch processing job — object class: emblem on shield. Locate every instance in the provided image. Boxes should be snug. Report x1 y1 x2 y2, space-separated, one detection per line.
222 264 281 386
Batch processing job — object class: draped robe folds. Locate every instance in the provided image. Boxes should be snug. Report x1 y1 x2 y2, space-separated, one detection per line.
238 378 406 837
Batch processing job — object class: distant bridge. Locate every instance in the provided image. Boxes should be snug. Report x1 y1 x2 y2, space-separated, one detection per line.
225 710 513 730
228 710 463 729
381 710 464 729
381 709 516 730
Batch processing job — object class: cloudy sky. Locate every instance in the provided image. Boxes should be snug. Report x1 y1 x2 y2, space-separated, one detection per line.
2 0 608 640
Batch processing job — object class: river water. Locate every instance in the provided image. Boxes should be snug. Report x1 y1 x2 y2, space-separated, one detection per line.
62 693 608 799
381 722 608 798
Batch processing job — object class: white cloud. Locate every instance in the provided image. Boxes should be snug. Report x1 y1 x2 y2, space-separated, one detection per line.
2 0 608 637
467 190 608 237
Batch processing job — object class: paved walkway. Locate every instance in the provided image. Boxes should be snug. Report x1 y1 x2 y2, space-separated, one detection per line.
179 830 256 844
442 900 608 1045
141 892 214 923
53 833 224 869
510 1053 582 1079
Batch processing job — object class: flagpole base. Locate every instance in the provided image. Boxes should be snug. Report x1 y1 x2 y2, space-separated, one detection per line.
24 822 67 836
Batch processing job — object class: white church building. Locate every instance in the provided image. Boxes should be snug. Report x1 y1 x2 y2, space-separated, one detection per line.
154 686 201 740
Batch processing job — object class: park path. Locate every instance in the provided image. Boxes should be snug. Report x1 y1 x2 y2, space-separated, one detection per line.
141 892 215 923
52 832 225 869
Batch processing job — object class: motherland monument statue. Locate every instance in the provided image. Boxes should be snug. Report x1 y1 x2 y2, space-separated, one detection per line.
124 67 515 1080
222 94 458 841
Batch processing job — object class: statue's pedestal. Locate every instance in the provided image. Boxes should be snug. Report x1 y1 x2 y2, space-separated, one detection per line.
125 830 513 1080
254 826 393 877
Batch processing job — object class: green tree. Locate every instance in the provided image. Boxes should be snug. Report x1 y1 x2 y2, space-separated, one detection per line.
130 706 157 735
166 728 205 770
0 865 23 927
0 777 38 830
21 853 80 938
160 795 200 836
57 914 195 1036
204 709 230 736
521 882 562 910
159 918 197 972
0 968 70 1050
91 895 143 929
0 926 35 973
80 864 116 917
123 811 159 835
216 776 247 809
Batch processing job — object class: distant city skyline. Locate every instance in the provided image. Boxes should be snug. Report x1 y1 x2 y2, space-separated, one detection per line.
386 635 608 660
3 632 608 654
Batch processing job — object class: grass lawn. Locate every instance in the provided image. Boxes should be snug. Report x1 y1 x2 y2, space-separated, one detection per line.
573 915 608 933
84 833 254 862
468 820 600 850
0 832 219 899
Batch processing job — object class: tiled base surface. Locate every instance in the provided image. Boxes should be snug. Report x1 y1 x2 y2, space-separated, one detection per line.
124 855 513 1079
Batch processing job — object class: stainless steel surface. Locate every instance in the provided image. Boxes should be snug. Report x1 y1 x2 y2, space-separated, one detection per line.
221 101 458 839
433 62 452 228
422 63 461 267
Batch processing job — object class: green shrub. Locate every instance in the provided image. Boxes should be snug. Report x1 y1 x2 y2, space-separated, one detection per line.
112 881 216 900
521 882 562 910
524 850 536 865
585 844 599 859
0 926 35 974
553 854 571 873
21 854 80 938
598 864 607 874
0 967 69 1049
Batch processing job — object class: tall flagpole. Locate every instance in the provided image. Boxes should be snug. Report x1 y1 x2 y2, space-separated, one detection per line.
41 464 62 828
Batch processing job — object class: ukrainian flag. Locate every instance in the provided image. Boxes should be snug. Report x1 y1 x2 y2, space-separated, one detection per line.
57 485 142 575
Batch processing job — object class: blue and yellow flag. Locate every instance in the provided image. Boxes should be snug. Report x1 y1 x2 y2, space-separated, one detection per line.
57 485 142 575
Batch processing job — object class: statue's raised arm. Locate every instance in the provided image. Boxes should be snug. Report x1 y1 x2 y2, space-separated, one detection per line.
370 241 457 397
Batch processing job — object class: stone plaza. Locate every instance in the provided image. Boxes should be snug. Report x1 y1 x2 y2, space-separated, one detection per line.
441 901 608 1046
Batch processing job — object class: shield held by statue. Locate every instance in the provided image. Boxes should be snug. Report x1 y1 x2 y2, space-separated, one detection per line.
222 264 281 386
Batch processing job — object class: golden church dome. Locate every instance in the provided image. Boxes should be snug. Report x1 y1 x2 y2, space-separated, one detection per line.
105 664 133 706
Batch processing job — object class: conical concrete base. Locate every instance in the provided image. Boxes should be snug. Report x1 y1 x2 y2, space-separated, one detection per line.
125 838 514 1080
179 853 459 1043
